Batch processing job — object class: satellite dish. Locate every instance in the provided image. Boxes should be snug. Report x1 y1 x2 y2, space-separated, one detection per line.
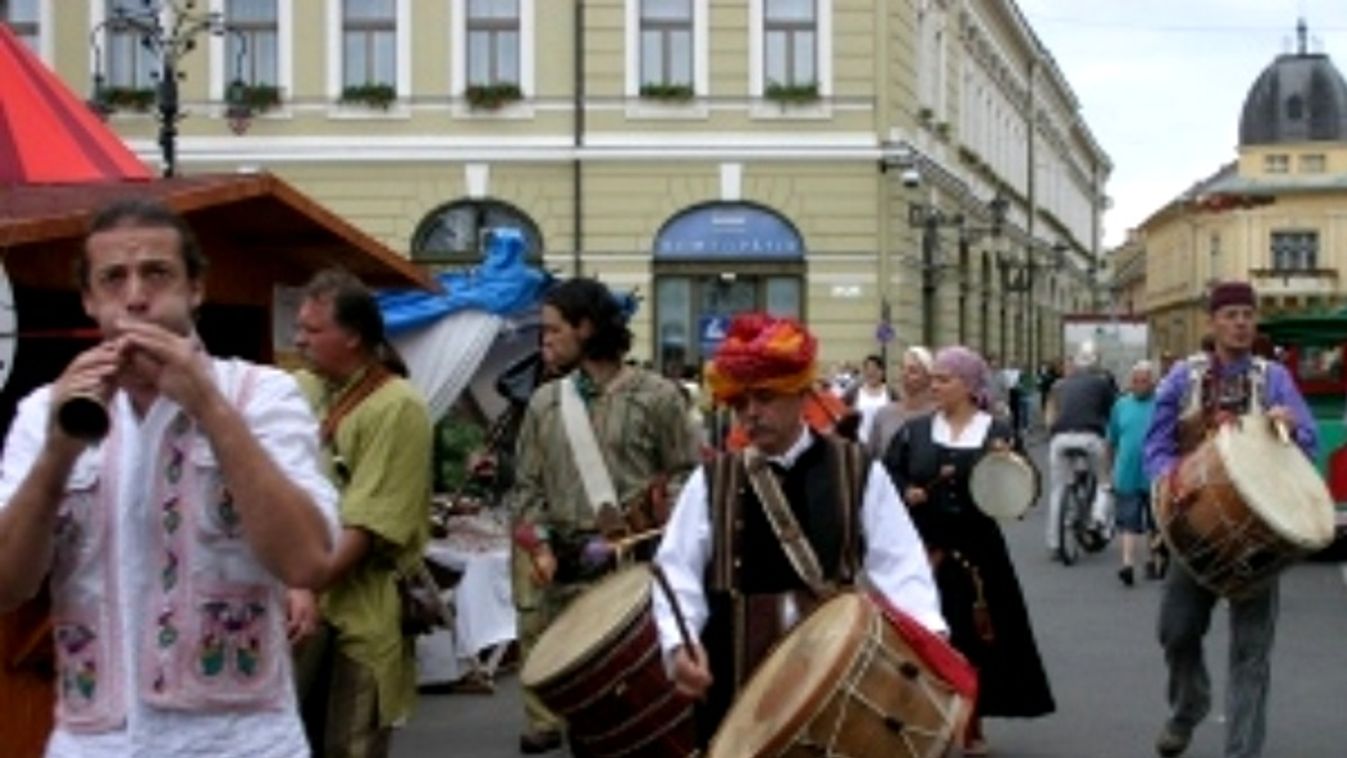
0 263 15 393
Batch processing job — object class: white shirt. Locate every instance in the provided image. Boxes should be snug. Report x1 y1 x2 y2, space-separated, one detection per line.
931 410 993 449
0 359 339 758
853 385 891 445
652 428 946 658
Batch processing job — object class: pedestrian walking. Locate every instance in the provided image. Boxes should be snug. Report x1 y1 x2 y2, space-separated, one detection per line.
291 269 434 758
1144 281 1317 758
1106 360 1159 586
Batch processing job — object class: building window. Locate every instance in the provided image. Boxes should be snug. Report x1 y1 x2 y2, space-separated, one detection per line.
226 0 278 86
342 0 395 87
1300 153 1326 174
411 200 542 265
466 0 519 86
0 0 38 52
1271 230 1318 272
640 0 692 88
764 0 815 88
106 0 161 89
1264 154 1289 174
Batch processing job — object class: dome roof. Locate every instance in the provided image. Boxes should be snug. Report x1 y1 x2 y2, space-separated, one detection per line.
1239 28 1347 146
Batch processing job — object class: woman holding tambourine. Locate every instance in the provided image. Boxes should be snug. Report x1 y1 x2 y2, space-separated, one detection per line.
883 345 1054 756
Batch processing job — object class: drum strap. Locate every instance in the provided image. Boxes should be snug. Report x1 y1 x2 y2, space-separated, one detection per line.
828 437 867 584
559 371 619 521
742 448 830 597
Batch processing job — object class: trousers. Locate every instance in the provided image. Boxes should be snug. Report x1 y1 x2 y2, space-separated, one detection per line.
1157 563 1279 758
1046 431 1111 550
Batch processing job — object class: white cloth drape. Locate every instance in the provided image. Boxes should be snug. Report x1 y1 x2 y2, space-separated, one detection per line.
392 310 503 422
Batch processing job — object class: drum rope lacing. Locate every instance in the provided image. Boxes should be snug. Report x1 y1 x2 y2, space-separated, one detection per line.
792 613 962 757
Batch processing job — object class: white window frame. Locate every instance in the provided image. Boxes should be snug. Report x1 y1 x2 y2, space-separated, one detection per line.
2 0 53 62
749 0 832 120
450 0 534 119
208 0 292 114
624 0 707 118
325 0 412 116
88 0 170 116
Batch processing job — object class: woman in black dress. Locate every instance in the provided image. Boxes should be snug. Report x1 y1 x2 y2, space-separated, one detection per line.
883 345 1054 756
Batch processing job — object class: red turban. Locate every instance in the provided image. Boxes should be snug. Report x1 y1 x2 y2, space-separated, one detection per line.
705 313 817 403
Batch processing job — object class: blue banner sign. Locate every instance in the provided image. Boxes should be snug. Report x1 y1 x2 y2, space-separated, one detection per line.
655 204 804 260
700 314 731 351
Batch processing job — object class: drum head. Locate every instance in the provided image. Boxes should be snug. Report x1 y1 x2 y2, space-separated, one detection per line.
708 594 867 758
519 565 651 688
970 452 1037 520
1220 417 1336 549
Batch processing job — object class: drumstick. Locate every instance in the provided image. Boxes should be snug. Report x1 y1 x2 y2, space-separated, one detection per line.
650 564 697 654
611 528 665 553
1273 418 1291 445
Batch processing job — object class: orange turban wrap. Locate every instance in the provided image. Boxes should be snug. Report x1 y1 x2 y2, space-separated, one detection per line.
705 313 817 404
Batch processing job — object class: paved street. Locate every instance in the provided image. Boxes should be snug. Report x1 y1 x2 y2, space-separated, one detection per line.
394 436 1347 757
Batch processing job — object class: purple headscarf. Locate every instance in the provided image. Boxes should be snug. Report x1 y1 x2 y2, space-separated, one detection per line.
933 345 992 410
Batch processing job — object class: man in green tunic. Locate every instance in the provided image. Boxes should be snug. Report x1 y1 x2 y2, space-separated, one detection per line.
290 269 432 758
512 278 700 753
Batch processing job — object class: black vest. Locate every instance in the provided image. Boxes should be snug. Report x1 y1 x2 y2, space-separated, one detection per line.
695 434 867 744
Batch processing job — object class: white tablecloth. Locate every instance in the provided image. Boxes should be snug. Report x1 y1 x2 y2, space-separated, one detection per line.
417 512 516 685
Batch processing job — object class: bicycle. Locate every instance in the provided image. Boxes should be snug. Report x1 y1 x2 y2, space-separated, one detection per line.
1058 447 1109 565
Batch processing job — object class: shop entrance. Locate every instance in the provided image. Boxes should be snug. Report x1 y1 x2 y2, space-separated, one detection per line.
651 202 805 377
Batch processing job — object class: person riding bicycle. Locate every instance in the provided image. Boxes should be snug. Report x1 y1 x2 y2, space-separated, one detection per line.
1046 342 1118 557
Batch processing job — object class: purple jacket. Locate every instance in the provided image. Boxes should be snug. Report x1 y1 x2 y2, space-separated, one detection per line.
1143 354 1317 481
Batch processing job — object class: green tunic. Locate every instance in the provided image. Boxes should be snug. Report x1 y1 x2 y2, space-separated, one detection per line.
512 365 698 541
296 367 431 727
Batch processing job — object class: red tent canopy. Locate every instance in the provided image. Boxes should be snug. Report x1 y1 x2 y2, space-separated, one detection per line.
0 24 152 185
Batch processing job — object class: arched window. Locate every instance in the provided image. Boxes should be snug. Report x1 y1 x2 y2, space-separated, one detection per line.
411 199 543 265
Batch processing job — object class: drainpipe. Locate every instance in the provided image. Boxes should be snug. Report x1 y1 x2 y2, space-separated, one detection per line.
1025 58 1038 368
572 0 586 275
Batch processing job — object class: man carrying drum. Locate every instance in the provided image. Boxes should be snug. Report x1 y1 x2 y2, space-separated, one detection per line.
511 278 699 754
1144 281 1316 758
652 313 946 745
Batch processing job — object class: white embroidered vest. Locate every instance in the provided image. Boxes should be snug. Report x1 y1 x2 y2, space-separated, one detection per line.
49 362 289 733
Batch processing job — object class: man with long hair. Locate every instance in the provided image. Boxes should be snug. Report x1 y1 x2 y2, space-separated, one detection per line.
510 277 698 753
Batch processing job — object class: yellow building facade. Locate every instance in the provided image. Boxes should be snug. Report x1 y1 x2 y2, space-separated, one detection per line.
10 0 1108 372
1139 29 1347 355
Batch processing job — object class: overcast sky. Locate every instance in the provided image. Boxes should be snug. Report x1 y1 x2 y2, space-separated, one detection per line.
1015 0 1347 248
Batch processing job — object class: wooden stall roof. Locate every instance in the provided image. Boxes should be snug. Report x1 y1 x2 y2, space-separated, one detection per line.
0 172 435 298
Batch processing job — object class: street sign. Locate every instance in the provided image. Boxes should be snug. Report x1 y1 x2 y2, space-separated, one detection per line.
700 314 730 351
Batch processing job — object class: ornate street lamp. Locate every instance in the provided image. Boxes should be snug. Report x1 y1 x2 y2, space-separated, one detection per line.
908 192 1008 347
88 0 253 177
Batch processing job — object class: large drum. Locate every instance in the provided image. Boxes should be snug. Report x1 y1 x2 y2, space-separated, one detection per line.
709 593 975 758
519 565 697 757
969 450 1040 520
1157 413 1335 597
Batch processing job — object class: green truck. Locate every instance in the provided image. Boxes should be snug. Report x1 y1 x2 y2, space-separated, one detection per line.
1260 309 1347 558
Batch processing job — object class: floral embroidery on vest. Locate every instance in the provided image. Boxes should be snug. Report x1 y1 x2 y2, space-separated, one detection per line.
55 624 99 703
199 598 268 679
149 416 192 688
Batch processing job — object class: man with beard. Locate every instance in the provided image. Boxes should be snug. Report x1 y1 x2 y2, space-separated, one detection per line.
510 277 698 753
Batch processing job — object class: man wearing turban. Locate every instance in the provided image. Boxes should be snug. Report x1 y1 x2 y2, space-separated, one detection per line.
652 313 947 743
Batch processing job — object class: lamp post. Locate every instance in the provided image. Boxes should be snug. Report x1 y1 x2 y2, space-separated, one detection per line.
909 193 1007 347
88 0 253 177
999 240 1066 368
